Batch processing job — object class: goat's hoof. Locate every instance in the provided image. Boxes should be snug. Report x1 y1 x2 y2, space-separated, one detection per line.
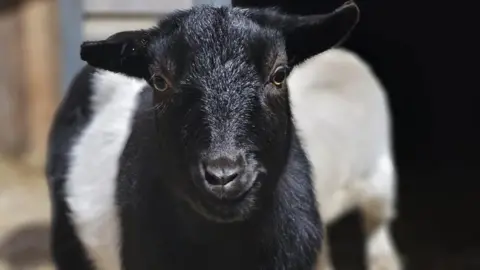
368 253 401 270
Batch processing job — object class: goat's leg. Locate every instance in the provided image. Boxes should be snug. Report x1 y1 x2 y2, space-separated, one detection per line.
359 159 402 270
316 228 335 270
360 199 401 270
315 178 361 270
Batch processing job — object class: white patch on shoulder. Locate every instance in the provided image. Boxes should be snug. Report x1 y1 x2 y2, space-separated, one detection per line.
65 70 146 270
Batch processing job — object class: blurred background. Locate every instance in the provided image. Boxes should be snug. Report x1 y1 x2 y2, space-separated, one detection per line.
0 0 478 269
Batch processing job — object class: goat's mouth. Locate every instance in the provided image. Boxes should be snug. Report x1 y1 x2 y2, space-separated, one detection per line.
187 167 265 223
188 181 261 223
200 169 258 200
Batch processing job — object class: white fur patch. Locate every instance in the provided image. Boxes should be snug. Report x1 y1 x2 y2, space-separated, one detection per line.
287 48 396 223
289 48 401 269
65 70 146 270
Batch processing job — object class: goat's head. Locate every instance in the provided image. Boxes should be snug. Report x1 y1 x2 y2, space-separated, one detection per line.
80 2 359 222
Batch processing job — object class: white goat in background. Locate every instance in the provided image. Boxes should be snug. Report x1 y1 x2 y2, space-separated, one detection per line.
288 48 402 270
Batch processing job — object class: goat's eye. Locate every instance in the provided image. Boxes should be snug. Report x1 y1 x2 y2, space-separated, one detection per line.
151 75 169 92
271 66 289 87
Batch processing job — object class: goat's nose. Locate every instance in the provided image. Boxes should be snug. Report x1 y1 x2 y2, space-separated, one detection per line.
202 155 244 186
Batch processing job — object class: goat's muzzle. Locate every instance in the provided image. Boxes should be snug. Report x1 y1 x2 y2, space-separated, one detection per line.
198 152 259 201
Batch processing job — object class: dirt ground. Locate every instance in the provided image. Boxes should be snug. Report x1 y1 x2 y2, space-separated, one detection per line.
0 156 54 270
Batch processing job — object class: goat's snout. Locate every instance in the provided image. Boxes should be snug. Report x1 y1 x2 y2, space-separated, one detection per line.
203 156 243 186
199 153 256 200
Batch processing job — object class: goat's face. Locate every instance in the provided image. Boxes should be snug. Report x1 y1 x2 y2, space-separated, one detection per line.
80 3 359 222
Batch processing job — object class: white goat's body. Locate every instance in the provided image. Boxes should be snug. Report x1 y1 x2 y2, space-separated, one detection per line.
288 48 401 270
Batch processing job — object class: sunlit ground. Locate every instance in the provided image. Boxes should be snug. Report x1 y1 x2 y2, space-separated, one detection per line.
0 156 53 270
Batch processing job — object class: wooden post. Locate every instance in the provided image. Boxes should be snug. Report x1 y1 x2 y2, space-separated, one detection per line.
0 2 27 157
19 0 60 168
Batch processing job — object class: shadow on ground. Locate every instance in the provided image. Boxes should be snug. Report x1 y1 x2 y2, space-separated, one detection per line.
0 223 52 270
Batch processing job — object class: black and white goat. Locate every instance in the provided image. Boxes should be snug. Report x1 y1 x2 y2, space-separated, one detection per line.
288 48 402 269
45 3 359 270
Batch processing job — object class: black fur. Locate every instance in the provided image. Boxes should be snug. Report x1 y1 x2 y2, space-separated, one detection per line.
45 65 96 270
46 3 359 270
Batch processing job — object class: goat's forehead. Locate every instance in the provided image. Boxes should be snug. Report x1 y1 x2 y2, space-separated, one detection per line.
156 8 282 62
148 7 285 84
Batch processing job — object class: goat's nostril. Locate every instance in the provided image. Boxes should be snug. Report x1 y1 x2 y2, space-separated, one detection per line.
204 169 239 186
202 161 241 186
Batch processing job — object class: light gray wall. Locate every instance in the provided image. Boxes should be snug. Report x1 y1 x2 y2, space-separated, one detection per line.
84 0 192 14
193 0 231 6
58 0 83 92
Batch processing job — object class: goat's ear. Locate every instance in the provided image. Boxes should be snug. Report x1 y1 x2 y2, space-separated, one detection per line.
285 1 359 65
80 30 152 78
247 1 359 66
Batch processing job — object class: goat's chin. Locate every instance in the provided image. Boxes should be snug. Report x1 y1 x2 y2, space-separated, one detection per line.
185 184 261 223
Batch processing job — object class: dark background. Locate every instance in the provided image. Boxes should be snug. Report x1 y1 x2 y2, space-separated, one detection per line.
233 0 480 269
